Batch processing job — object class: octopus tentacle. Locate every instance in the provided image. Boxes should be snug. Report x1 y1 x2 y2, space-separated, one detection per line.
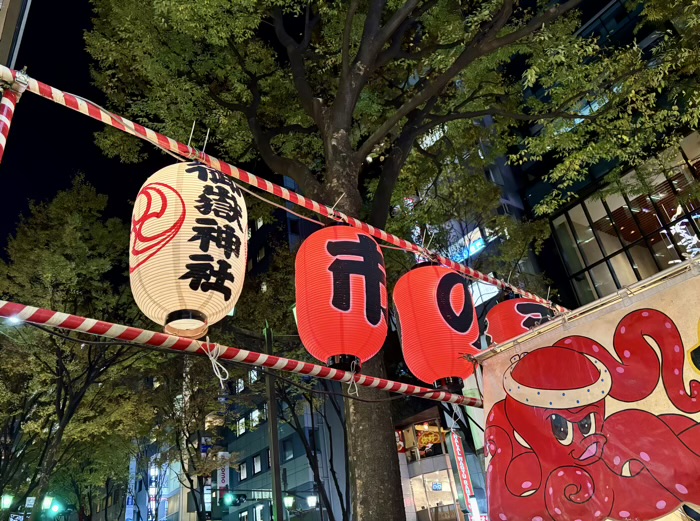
557 309 700 411
486 422 548 521
544 466 611 521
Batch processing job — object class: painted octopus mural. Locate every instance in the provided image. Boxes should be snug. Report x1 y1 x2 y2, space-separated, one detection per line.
485 309 700 521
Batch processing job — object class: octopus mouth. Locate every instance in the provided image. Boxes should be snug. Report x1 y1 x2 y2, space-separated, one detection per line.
579 443 598 461
571 436 606 464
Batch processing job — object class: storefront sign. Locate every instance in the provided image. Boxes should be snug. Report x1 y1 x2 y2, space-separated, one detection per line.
481 271 700 521
217 452 230 488
451 431 474 497
418 430 441 447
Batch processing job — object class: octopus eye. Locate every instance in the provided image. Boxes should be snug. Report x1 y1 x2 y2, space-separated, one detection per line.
550 414 574 445
578 413 596 436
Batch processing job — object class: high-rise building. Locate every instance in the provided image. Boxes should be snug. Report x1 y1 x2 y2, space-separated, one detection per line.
0 0 31 67
517 0 700 308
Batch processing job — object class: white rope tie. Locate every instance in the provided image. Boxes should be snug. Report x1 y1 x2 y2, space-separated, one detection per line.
450 405 459 432
347 359 360 397
202 336 229 389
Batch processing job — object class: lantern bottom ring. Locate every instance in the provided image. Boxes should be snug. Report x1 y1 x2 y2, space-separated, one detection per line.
435 377 464 394
327 355 361 373
165 309 208 339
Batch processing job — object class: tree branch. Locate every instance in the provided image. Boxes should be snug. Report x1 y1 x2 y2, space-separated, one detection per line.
355 0 583 161
483 0 585 53
341 0 360 81
272 8 323 127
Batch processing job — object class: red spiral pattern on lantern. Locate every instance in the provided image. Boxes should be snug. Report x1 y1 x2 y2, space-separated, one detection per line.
130 182 186 272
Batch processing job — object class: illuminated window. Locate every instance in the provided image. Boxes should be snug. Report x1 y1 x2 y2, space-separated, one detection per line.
253 454 262 474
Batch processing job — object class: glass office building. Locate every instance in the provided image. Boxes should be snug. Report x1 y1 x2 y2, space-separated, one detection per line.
550 133 700 304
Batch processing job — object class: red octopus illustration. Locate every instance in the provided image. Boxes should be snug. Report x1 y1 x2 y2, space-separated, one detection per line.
485 309 700 521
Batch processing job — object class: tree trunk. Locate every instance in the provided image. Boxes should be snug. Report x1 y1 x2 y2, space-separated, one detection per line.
322 166 406 521
345 355 405 521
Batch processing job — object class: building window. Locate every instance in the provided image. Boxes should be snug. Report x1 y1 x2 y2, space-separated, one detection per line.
247 259 253 272
253 505 264 521
239 462 247 481
237 417 246 436
239 511 248 521
551 158 700 305
249 369 259 384
257 247 265 262
256 217 264 230
253 454 262 474
283 439 294 461
251 409 261 427
235 378 245 394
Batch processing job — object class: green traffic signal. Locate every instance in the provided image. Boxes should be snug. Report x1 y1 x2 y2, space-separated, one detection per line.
223 493 234 506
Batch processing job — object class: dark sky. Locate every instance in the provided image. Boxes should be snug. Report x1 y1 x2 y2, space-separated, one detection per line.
0 0 169 248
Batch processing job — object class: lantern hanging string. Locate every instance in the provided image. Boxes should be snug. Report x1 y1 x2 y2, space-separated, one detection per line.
0 300 483 408
0 65 567 314
202 336 230 389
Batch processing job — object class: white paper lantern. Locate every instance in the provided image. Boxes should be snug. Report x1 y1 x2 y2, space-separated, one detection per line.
130 162 248 338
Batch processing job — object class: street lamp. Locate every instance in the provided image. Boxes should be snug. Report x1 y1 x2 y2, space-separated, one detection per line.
306 495 318 509
42 497 53 511
283 496 294 509
1 495 13 509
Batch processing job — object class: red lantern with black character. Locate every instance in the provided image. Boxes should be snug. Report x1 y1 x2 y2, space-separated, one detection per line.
295 226 388 371
393 265 480 392
484 297 554 346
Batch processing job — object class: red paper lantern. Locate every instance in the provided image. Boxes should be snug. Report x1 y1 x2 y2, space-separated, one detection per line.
393 265 480 391
295 226 388 370
484 298 554 346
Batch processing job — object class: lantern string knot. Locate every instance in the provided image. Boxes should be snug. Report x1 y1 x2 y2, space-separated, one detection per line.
450 406 459 432
203 336 230 389
347 359 360 397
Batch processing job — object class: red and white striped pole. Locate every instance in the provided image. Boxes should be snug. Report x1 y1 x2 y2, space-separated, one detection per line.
0 70 27 164
0 65 567 314
0 300 484 408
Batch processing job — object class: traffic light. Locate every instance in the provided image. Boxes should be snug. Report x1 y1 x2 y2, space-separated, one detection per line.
47 502 64 518
221 493 246 507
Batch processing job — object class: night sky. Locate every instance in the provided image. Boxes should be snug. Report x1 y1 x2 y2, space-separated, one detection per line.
0 0 170 249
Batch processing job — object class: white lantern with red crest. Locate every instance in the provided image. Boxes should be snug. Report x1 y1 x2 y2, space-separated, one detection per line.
129 162 247 339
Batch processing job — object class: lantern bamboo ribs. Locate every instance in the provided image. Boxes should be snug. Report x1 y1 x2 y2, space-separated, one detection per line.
0 300 484 408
